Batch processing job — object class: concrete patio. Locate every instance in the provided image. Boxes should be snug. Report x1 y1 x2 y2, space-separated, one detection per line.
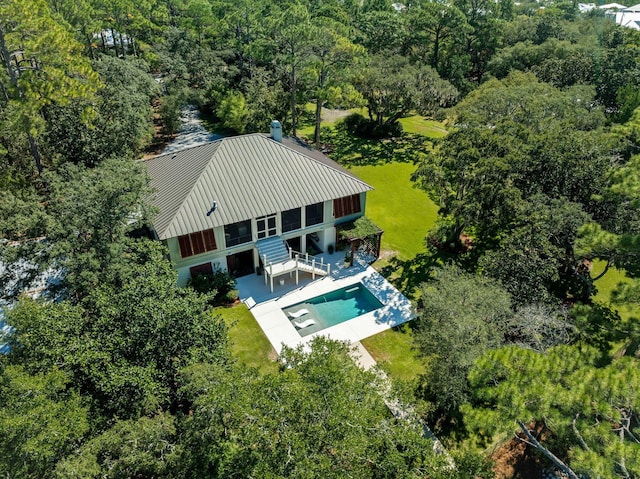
236 252 415 355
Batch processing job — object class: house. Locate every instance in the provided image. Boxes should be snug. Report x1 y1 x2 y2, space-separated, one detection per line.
606 3 640 30
579 2 627 12
144 121 373 287
615 4 640 29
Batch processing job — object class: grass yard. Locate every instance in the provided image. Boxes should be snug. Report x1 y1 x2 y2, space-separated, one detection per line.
399 116 448 137
360 325 426 381
328 118 445 381
592 259 640 322
215 305 279 374
350 162 438 261
349 162 441 381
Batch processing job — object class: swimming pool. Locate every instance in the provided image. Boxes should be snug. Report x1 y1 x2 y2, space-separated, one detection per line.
282 282 383 337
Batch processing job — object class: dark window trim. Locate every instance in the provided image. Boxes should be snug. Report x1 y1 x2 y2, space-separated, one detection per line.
333 194 361 218
178 229 217 258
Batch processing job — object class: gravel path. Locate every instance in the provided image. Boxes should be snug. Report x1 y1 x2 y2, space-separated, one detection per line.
162 105 223 154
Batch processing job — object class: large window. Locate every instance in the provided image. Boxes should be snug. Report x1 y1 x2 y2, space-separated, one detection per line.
281 208 301 232
178 229 217 258
225 220 252 247
333 194 361 218
305 202 324 226
256 214 277 239
190 262 213 277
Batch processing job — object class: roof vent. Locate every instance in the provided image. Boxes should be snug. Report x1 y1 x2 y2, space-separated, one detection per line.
270 120 282 143
206 201 217 216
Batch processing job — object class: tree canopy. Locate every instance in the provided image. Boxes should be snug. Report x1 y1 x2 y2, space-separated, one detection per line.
2 0 640 477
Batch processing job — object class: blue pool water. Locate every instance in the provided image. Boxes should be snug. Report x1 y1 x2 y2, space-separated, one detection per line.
283 283 383 337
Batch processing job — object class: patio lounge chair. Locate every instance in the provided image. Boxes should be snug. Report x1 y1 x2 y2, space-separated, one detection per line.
287 308 309 319
293 318 316 329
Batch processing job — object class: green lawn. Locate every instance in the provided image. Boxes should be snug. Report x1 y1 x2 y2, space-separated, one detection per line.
360 325 426 382
215 305 279 374
592 259 640 322
349 162 440 381
351 162 438 261
399 116 448 137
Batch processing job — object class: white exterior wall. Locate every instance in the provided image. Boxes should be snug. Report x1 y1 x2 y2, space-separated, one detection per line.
167 226 227 286
168 194 367 286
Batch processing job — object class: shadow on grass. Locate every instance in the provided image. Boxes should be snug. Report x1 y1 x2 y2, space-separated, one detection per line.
379 249 454 300
320 125 435 168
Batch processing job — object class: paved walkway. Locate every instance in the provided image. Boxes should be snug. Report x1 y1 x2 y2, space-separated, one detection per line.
349 341 454 466
162 106 222 154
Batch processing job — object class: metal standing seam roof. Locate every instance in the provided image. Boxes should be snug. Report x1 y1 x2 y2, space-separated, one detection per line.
144 134 373 240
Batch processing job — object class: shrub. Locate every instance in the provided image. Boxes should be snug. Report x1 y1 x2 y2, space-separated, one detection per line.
188 268 237 305
216 91 248 133
224 289 239 304
343 113 368 134
341 113 403 139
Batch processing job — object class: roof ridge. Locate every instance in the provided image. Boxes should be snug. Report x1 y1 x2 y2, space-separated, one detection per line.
266 135 372 190
143 137 226 162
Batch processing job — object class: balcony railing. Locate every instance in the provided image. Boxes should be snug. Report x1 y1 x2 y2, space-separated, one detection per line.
225 233 252 248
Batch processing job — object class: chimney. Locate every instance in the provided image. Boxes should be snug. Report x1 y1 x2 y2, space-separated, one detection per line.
270 120 282 142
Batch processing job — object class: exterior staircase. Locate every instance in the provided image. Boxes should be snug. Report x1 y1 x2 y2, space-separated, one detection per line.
256 236 330 292
256 237 290 264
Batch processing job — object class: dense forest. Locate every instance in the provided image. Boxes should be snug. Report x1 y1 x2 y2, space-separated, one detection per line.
1 0 640 477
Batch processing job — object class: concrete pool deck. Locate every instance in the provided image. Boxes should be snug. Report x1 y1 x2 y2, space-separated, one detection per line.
236 252 415 355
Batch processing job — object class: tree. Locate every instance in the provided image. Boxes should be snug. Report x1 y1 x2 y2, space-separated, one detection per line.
0 0 99 174
5 240 230 419
506 304 576 352
413 123 525 250
0 158 150 299
240 66 289 133
53 414 181 478
216 90 249 133
478 196 591 305
404 1 471 89
179 338 452 478
47 0 102 59
413 73 619 303
271 4 313 136
354 54 457 127
353 9 406 55
464 345 640 478
43 55 160 166
415 265 512 416
309 19 365 147
0 366 89 478
594 28 640 117
453 0 503 82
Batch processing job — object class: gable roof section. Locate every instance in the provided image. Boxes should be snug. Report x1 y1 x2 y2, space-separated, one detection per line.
144 134 373 240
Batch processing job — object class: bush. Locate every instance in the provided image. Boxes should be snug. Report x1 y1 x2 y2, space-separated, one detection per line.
224 289 239 304
188 268 237 305
341 113 403 139
343 113 368 134
216 91 248 133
